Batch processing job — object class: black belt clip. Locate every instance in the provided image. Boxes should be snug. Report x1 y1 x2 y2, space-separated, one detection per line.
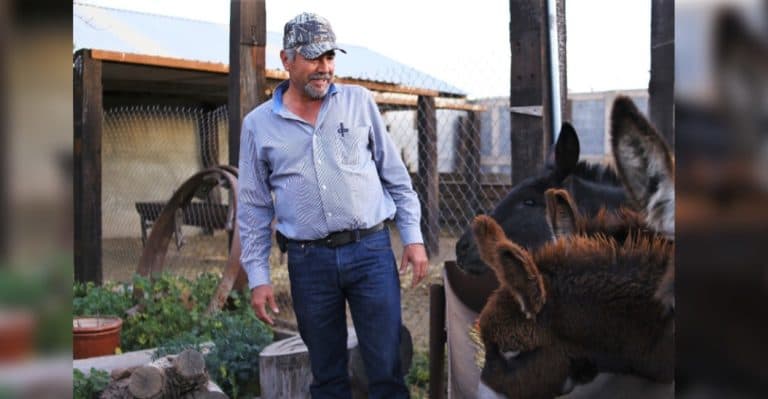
275 230 288 253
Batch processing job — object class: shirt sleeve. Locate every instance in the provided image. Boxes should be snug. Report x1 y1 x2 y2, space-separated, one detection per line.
364 88 425 245
238 114 275 289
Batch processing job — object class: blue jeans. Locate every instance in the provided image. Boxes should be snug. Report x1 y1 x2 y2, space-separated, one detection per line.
286 227 409 399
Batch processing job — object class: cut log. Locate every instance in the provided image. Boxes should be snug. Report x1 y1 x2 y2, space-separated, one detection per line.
128 365 165 399
97 349 218 399
181 381 229 399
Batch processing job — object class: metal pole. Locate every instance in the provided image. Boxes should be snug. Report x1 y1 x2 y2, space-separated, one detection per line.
547 0 563 141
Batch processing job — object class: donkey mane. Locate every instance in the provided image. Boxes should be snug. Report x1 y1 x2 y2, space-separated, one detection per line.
570 161 623 186
576 207 647 236
535 233 672 276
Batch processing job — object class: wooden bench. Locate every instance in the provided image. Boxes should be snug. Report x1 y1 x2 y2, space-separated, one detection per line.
135 201 230 247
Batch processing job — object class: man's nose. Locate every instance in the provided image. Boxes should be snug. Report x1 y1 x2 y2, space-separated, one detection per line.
317 57 333 72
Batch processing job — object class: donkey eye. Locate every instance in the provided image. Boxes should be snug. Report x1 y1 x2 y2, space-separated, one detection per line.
523 199 535 206
501 349 521 361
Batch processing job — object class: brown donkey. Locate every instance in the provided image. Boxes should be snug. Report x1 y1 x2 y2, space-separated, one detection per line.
473 214 673 399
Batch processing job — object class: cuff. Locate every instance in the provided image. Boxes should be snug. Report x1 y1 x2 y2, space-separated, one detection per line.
244 262 271 289
398 225 424 246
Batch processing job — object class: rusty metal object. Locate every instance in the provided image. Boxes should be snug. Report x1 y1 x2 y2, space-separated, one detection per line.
134 165 247 314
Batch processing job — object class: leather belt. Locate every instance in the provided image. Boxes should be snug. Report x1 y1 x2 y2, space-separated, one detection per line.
277 222 385 250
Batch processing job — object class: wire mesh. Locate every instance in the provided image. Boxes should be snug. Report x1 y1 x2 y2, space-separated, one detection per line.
99 88 514 351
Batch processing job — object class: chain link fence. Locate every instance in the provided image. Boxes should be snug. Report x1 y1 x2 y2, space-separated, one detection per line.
100 90 513 350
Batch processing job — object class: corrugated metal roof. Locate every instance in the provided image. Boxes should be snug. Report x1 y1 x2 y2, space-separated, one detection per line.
73 3 465 95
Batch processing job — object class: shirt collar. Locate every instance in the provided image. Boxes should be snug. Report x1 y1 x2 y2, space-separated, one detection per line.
272 80 339 115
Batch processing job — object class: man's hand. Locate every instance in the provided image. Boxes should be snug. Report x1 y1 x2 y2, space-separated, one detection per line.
250 284 279 325
400 243 429 287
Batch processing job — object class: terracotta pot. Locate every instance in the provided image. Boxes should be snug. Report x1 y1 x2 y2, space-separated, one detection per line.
73 316 123 359
0 310 36 360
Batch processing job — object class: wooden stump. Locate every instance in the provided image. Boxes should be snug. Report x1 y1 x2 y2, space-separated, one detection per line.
259 328 358 399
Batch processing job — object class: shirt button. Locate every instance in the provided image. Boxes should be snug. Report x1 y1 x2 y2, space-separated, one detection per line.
317 159 322 165
322 185 327 190
327 212 332 217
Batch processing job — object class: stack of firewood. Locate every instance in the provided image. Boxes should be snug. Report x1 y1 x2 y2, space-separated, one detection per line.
99 349 227 399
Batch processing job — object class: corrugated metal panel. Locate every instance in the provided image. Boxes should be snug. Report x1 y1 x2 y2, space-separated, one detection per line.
73 3 464 95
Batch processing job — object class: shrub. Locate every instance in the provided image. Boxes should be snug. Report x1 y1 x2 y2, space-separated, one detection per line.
73 368 110 399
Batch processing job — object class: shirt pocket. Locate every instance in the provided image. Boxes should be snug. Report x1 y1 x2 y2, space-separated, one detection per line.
336 125 371 167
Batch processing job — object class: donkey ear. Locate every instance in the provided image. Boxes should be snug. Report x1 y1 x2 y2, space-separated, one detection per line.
545 188 580 240
472 215 507 267
495 242 547 318
553 122 580 180
611 96 675 236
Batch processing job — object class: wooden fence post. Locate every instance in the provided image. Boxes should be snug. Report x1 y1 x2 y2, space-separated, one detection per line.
416 95 439 257
458 111 483 220
650 0 675 148
509 0 549 185
74 49 103 284
228 0 267 167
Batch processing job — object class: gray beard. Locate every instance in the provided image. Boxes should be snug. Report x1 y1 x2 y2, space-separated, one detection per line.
303 82 329 99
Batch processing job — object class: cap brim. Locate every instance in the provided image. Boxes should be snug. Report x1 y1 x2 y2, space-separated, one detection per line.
298 42 346 59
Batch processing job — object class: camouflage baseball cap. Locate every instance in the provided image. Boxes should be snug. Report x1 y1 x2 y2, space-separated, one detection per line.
283 12 346 59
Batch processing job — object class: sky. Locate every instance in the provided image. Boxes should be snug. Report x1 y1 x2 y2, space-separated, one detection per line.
76 0 651 98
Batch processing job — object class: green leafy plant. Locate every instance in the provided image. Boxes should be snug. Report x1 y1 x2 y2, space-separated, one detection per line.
74 272 274 397
406 350 431 397
204 311 273 398
73 368 110 399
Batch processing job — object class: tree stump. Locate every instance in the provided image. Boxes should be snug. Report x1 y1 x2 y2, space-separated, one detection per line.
260 325 413 399
259 328 358 399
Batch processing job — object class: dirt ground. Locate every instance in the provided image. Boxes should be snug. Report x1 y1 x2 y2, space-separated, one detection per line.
102 227 459 353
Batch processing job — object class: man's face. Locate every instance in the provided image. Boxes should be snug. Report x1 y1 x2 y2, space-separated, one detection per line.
284 50 336 100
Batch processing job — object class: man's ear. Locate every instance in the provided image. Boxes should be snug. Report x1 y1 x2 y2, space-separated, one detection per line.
280 50 291 71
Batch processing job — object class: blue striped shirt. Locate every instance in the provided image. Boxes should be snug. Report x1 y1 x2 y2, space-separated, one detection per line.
238 81 424 288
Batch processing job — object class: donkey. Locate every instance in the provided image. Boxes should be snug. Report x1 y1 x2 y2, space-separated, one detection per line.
472 213 673 399
472 97 676 399
455 123 627 276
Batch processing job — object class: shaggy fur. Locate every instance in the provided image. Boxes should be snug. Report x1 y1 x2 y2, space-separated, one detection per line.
473 215 673 399
611 96 675 313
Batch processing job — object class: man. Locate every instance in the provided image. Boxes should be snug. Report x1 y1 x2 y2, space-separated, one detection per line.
238 12 429 398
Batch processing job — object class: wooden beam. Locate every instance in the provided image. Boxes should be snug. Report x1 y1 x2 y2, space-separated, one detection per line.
90 50 467 100
264 68 465 98
228 0 267 167
91 50 229 74
371 92 485 112
416 95 440 257
649 0 675 148
73 49 103 284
